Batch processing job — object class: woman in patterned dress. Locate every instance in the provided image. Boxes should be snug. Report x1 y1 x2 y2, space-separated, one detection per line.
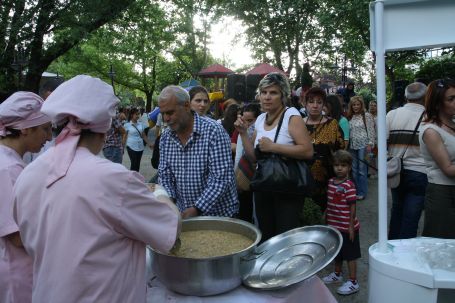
347 96 376 200
304 87 345 211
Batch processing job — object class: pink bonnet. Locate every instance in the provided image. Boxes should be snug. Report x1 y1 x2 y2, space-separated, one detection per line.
42 74 119 131
0 92 50 137
41 75 119 187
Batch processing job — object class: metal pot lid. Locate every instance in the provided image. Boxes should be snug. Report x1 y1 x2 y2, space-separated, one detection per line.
240 225 342 290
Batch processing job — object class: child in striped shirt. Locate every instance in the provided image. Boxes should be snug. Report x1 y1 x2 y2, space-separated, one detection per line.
322 150 361 295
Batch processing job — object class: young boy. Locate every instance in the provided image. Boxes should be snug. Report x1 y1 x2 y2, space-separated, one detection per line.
322 150 361 295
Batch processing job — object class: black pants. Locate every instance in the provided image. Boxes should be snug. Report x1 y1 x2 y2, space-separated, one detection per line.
238 191 254 223
126 146 143 172
254 191 304 242
423 183 455 239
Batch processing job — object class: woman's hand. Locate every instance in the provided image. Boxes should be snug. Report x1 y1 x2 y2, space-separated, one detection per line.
257 137 275 153
234 114 248 135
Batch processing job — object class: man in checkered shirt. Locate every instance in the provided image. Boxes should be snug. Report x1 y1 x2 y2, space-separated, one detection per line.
157 86 238 218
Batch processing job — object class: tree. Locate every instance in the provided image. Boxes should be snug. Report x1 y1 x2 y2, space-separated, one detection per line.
415 54 455 81
222 0 321 78
49 0 184 111
0 0 135 100
169 0 223 78
47 0 220 110
317 0 441 97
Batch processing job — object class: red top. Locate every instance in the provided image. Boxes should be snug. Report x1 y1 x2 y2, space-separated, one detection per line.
326 178 360 232
231 129 239 144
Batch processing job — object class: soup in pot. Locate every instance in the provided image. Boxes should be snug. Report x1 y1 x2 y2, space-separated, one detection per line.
171 230 254 258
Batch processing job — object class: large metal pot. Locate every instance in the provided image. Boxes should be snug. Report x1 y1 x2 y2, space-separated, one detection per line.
147 216 261 296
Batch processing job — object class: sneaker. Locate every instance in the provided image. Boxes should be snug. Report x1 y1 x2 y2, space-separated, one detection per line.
337 280 360 295
356 195 365 200
322 272 343 284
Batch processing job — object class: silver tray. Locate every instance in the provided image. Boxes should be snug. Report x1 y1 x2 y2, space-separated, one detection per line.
241 225 342 289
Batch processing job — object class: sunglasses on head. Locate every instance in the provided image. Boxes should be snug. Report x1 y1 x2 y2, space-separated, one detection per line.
266 72 285 82
436 78 453 88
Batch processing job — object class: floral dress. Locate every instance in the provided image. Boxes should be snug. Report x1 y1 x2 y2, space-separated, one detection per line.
306 118 345 211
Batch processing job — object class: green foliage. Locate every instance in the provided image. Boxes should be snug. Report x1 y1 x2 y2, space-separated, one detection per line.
415 55 455 81
168 0 223 77
356 87 376 105
300 198 324 226
0 0 135 97
46 0 223 110
223 0 321 75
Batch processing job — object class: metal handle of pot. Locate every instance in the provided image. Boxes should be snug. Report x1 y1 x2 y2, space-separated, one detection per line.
241 250 267 261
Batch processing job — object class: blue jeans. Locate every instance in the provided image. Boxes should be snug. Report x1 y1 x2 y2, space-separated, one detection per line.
103 146 123 164
350 148 368 197
389 169 427 239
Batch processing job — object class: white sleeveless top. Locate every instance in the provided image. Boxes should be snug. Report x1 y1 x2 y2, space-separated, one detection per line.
254 107 301 147
419 123 455 185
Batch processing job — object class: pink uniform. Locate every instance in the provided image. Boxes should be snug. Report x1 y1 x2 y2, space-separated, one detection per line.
14 147 179 303
0 145 32 303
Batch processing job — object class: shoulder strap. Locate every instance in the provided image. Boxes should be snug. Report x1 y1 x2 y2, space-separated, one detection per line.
273 108 288 143
131 123 143 137
401 111 424 159
362 112 369 139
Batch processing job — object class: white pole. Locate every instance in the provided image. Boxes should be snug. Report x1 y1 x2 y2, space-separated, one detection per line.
374 0 388 253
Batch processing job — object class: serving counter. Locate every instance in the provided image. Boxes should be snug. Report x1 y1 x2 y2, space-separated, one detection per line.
147 275 337 303
368 238 455 303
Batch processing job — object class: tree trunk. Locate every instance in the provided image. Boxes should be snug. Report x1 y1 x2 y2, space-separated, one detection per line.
145 91 153 112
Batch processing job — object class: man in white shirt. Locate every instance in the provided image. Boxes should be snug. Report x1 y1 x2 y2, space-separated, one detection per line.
386 82 427 239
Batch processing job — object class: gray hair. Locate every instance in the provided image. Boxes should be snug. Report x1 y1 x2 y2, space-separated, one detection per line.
405 82 427 101
158 85 190 105
257 72 290 104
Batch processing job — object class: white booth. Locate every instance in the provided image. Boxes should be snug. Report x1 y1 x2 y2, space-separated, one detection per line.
369 1 455 302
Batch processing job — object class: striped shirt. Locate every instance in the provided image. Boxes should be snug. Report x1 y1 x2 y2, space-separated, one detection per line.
158 113 238 217
386 103 426 173
326 178 359 232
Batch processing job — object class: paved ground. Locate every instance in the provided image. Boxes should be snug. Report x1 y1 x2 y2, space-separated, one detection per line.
318 178 379 302
120 139 423 303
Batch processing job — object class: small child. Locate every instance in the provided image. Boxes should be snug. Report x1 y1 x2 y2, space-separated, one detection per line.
322 150 361 295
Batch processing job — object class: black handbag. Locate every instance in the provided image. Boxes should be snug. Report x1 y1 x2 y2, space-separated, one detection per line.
250 109 314 195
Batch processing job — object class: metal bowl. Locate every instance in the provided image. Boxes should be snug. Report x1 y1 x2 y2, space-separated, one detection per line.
148 216 261 296
241 225 342 289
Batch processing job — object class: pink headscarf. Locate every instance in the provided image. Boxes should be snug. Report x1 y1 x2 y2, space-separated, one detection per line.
0 92 50 137
41 75 119 187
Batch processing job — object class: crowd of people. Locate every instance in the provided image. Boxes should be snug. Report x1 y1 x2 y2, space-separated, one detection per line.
1 72 454 301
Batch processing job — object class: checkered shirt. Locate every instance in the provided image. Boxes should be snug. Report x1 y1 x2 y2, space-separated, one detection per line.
158 113 238 217
104 117 123 148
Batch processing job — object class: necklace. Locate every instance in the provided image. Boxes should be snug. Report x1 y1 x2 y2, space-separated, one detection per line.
265 107 285 126
306 115 324 125
306 115 324 143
